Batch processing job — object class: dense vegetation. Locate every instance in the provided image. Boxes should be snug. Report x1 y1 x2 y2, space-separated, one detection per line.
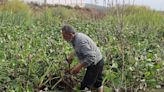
0 0 164 92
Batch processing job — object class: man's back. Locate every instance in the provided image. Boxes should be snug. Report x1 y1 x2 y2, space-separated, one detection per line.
71 32 102 66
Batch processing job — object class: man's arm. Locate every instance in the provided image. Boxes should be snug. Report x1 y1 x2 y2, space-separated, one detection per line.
70 63 86 74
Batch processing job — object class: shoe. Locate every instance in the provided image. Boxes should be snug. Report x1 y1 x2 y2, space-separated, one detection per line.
80 87 91 92
97 85 103 92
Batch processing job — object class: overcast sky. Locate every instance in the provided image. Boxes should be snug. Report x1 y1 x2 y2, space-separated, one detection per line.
23 0 164 11
86 0 164 11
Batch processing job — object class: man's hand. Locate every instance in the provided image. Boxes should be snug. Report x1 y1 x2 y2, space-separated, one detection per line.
70 63 86 74
66 52 74 64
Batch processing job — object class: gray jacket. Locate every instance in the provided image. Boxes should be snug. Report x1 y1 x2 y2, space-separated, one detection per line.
71 33 102 67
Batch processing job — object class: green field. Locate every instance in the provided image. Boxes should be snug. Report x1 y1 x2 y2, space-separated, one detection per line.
0 0 164 92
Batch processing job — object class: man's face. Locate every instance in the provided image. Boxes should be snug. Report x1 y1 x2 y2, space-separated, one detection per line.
62 31 73 42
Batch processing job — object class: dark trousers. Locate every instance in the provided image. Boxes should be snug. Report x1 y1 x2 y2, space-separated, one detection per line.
80 58 104 90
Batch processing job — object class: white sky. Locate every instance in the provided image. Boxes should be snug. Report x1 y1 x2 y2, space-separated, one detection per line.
23 0 164 11
86 0 164 11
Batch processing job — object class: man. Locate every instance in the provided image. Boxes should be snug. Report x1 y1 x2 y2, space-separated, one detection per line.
61 24 104 92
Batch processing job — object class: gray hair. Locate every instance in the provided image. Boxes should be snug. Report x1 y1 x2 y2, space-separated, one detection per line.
62 24 76 33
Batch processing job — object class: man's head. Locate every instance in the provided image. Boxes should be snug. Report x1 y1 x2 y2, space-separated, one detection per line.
61 25 75 42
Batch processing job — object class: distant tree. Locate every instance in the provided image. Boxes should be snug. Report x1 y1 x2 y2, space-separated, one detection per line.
103 0 106 6
81 0 82 6
0 0 7 4
44 0 46 4
70 0 72 4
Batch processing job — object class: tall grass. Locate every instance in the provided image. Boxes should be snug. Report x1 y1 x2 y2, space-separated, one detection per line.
0 0 164 91
101 5 164 92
